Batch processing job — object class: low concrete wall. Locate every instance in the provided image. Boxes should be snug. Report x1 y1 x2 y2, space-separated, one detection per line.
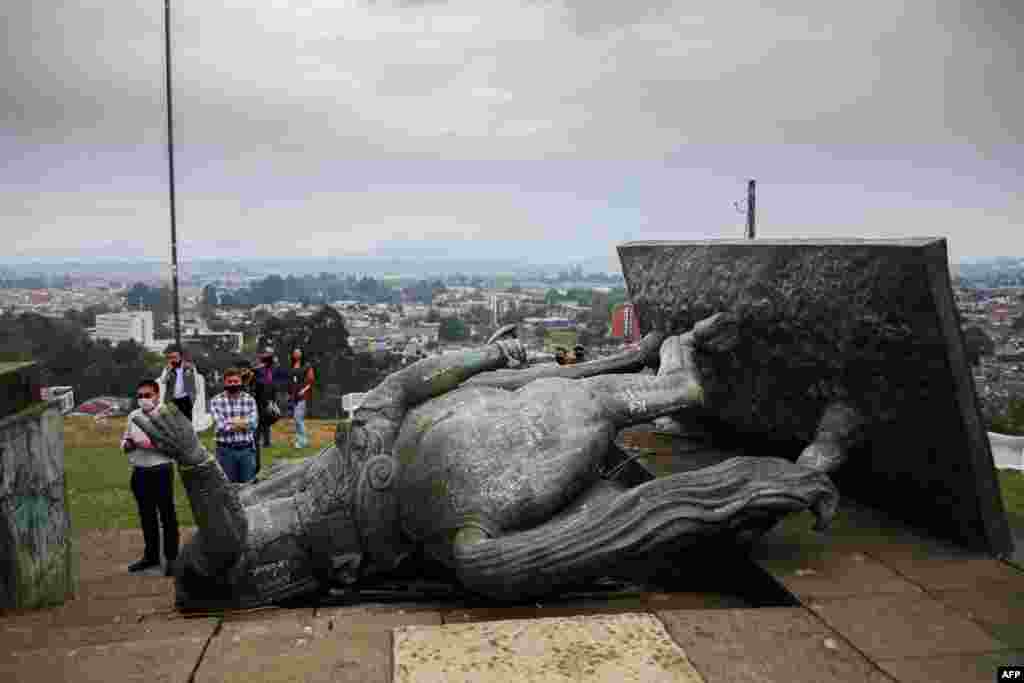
0 401 76 610
989 432 1024 471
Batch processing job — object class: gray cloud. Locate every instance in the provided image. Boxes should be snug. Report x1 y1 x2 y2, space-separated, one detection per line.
3 1 1023 265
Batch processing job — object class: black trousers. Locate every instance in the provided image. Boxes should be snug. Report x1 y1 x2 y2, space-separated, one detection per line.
130 464 179 562
172 396 193 422
257 417 272 447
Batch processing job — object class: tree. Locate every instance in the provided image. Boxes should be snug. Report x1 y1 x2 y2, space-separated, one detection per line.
200 284 218 319
590 291 611 331
206 317 230 332
124 282 174 327
257 305 353 416
302 306 352 361
252 275 286 305
438 317 469 342
962 325 995 366
545 289 563 305
989 398 1024 435
112 339 147 367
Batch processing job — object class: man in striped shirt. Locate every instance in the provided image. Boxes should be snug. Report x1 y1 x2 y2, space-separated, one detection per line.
209 367 259 483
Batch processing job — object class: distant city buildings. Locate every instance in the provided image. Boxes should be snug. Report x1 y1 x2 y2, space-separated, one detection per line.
93 311 154 348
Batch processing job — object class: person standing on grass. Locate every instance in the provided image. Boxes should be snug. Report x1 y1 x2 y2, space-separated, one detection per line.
209 367 259 483
288 348 315 449
158 344 197 422
121 379 179 575
254 348 286 451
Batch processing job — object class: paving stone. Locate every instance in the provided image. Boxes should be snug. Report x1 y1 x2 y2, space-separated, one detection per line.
641 591 750 610
3 614 217 654
763 506 977 561
656 607 893 683
78 572 175 600
874 650 1024 683
0 610 58 657
194 606 440 683
932 583 1024 648
394 612 704 682
755 548 925 599
46 592 177 627
0 617 217 683
876 557 1024 592
220 606 317 625
808 593 1011 659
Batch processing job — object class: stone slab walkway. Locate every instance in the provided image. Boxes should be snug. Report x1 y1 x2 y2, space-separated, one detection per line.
2 502 1023 682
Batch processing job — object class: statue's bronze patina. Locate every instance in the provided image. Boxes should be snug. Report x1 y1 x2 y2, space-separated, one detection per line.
134 314 846 609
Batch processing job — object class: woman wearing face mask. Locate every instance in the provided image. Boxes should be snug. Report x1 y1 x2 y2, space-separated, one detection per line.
121 379 180 575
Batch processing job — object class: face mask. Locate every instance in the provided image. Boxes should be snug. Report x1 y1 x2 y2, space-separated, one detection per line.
226 385 242 394
139 398 158 412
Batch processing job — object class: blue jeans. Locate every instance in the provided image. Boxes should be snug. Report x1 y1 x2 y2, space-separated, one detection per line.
216 444 258 483
293 399 307 448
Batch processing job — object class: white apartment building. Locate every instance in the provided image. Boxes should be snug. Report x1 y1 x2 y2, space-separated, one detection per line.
93 311 155 347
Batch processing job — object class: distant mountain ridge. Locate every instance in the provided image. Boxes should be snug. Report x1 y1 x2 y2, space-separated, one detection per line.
0 255 621 279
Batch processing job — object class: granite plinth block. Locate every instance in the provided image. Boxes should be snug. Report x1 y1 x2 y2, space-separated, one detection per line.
617 238 1011 556
0 403 76 609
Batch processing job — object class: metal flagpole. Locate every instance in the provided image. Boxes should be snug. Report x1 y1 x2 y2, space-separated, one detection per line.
163 0 182 350
746 179 756 239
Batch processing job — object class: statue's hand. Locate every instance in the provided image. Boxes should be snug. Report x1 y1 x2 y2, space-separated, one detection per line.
493 338 527 366
795 440 846 474
689 312 740 352
132 403 207 467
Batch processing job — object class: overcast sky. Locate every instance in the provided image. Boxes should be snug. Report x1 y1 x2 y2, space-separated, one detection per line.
3 0 1022 270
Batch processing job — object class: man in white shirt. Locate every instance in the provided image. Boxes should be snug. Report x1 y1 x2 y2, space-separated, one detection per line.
122 379 179 575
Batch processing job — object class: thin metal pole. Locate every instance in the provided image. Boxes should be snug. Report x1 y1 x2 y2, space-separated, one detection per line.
164 0 182 349
746 179 756 239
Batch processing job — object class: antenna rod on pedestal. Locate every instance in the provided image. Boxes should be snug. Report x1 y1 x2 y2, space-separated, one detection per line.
164 0 182 350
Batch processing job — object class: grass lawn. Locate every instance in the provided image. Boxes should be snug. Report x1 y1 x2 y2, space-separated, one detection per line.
63 415 339 531
999 468 1024 530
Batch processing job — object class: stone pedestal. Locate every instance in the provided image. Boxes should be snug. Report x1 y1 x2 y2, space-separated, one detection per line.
618 238 1013 557
0 400 76 610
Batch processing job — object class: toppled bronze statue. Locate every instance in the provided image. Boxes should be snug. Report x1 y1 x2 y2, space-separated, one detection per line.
133 313 847 609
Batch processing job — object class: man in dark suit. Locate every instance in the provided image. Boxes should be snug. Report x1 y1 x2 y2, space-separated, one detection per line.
159 344 197 422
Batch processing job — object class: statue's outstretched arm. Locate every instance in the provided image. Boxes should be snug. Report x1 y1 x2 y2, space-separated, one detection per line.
355 340 526 424
132 404 247 576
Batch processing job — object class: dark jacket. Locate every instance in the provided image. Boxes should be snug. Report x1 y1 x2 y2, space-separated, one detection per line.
159 363 197 403
254 365 288 414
